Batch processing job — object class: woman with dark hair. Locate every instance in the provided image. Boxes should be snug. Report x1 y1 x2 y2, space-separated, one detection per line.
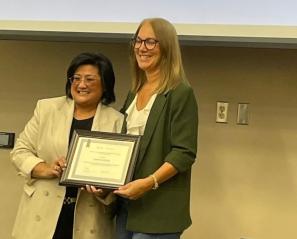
114 18 198 239
10 52 123 239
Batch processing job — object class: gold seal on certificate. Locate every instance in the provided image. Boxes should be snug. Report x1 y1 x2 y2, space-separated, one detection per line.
60 130 141 189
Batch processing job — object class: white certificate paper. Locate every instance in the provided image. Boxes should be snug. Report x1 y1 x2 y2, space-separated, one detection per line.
60 130 141 189
68 137 134 185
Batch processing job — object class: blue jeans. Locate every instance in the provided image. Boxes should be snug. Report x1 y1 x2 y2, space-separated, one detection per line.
116 200 181 239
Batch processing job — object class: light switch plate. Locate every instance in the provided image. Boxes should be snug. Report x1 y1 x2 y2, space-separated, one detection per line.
216 102 228 123
0 132 15 148
237 103 249 125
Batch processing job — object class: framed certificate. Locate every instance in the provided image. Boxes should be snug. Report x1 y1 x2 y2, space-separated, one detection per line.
60 129 141 189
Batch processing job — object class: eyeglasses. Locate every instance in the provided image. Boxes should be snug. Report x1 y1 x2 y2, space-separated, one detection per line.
132 37 159 50
69 75 99 85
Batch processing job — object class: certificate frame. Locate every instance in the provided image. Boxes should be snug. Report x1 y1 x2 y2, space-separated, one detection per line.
60 129 141 189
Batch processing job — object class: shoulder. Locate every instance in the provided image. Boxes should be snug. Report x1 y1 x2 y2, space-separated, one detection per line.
35 96 72 114
101 105 123 120
35 96 73 117
37 96 69 107
171 81 193 95
167 81 196 101
165 82 198 113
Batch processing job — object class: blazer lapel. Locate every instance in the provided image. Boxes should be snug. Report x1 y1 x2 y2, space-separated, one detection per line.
136 94 166 169
91 103 103 131
56 98 75 157
121 92 135 134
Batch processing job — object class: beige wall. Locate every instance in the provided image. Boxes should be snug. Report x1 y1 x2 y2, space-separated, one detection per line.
0 40 296 239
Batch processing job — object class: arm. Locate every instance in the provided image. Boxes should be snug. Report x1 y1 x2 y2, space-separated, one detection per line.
114 84 198 200
31 157 66 179
114 162 177 200
164 84 198 172
10 101 66 181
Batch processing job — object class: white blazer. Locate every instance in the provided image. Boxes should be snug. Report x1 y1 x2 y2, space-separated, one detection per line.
10 96 123 239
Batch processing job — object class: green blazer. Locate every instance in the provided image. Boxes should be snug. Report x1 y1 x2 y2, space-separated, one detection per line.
121 82 198 233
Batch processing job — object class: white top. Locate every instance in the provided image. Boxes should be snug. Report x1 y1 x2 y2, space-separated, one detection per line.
125 94 157 135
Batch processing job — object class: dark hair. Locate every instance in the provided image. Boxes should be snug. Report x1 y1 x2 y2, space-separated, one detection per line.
65 52 116 105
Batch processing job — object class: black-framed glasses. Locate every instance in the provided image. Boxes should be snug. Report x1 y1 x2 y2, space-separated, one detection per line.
132 37 159 50
69 74 99 86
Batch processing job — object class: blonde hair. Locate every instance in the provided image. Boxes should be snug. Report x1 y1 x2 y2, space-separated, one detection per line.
130 18 187 94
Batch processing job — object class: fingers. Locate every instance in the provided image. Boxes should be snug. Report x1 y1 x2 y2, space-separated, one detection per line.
114 191 138 200
54 164 63 173
85 185 102 193
84 185 109 197
117 183 130 191
113 180 149 200
33 157 66 179
51 157 67 177
113 189 127 197
86 185 100 193
52 165 62 177
114 184 137 200
56 157 67 170
113 186 128 195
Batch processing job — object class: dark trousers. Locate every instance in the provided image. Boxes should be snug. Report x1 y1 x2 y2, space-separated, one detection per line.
52 203 75 239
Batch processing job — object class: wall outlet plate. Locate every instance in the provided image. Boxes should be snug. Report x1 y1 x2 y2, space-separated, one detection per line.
216 101 229 123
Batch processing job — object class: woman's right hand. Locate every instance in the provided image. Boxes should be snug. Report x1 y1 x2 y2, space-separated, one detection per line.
31 157 66 179
85 185 110 198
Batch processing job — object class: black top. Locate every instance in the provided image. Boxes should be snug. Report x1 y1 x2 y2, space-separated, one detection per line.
65 116 94 197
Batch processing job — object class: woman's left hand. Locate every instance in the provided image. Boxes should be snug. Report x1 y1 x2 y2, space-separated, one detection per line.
113 177 153 200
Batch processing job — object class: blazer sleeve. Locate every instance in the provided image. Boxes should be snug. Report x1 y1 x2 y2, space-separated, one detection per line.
164 84 198 172
10 101 44 181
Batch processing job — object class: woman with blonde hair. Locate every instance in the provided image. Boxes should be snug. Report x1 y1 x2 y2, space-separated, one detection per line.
114 18 198 239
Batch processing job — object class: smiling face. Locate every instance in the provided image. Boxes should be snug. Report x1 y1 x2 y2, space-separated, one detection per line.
70 64 103 109
134 22 161 75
